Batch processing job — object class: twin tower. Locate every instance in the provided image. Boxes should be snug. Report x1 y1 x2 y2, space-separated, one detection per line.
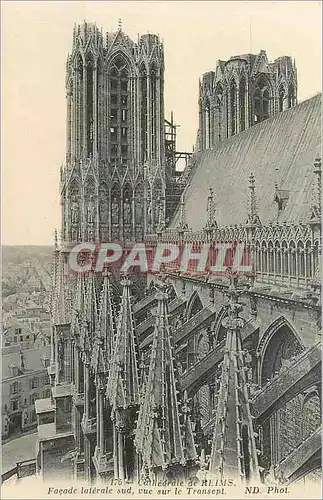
61 22 167 244
60 22 298 244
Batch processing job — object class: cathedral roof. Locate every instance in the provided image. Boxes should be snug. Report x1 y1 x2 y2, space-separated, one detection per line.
171 94 321 230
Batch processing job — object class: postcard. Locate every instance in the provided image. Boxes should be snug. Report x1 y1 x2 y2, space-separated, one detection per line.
1 1 322 499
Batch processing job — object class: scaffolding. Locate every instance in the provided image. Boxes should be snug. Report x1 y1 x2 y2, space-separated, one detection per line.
165 112 192 177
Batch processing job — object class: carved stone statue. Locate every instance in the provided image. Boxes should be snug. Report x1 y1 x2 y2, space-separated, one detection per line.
71 201 79 223
124 198 131 224
101 201 109 223
112 198 119 224
87 196 96 224
58 340 64 373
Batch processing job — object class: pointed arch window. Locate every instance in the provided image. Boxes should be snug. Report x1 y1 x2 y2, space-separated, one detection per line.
261 241 267 273
75 54 84 158
230 80 237 136
254 76 271 124
302 392 321 439
268 241 274 274
282 241 288 275
109 55 130 167
298 241 305 277
305 241 312 278
278 85 285 112
140 65 148 162
215 84 223 142
150 65 158 158
86 54 94 158
288 83 295 108
255 241 261 272
239 77 246 132
275 241 281 275
290 241 296 277
205 99 211 148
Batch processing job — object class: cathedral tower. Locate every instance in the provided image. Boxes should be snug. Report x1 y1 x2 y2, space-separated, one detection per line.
198 50 297 150
61 22 166 243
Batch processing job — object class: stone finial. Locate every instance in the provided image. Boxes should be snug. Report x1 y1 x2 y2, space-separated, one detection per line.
178 193 189 234
246 173 261 226
205 187 217 233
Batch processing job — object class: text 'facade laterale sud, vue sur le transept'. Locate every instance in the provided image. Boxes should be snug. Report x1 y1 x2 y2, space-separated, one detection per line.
35 21 321 489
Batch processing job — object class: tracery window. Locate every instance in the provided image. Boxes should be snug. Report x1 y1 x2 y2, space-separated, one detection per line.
76 54 84 158
254 76 271 124
302 392 321 439
230 80 237 136
278 85 285 112
305 241 312 278
140 65 148 162
239 77 246 132
268 241 274 274
109 55 130 167
288 83 295 108
86 54 94 158
275 241 281 274
261 241 267 273
298 241 305 276
255 241 261 272
215 84 223 141
150 65 158 158
290 241 296 277
278 395 302 460
282 241 288 275
205 101 211 149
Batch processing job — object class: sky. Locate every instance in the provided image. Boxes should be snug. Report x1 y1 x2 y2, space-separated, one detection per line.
2 0 322 245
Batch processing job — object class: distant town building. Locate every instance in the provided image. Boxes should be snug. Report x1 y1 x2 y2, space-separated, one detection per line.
2 321 34 349
2 345 51 441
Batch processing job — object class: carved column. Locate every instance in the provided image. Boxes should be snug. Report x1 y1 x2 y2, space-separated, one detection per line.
113 425 118 478
118 433 125 481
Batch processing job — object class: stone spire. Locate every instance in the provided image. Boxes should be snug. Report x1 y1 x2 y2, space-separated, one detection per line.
134 283 197 475
70 272 86 342
310 157 321 221
91 271 116 380
246 173 261 226
106 276 140 481
209 274 260 483
205 187 217 234
80 271 98 362
106 276 140 414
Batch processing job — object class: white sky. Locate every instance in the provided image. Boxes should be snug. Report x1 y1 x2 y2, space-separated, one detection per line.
2 1 322 245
